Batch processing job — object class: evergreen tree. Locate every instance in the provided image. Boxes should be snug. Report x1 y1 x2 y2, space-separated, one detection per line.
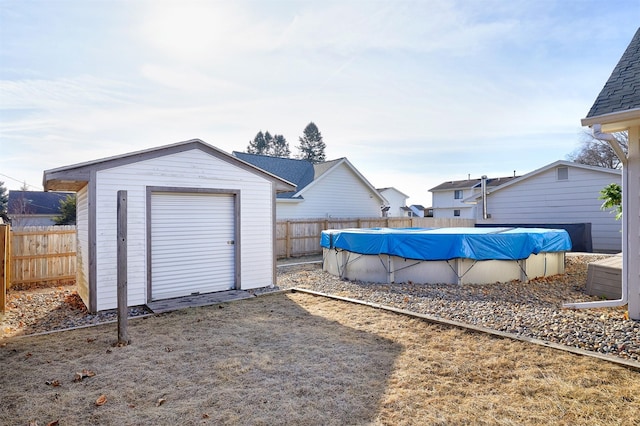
54 194 76 225
247 131 270 155
297 122 326 164
246 130 290 158
270 134 291 158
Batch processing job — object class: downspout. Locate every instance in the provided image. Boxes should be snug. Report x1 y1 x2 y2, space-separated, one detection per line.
563 124 628 309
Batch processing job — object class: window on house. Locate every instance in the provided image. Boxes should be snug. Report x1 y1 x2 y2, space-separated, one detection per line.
454 190 463 199
557 166 569 180
454 209 461 217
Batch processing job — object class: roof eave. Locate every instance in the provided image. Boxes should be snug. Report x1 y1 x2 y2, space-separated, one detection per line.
581 108 640 132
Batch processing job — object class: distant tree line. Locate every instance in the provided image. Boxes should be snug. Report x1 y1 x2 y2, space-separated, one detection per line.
246 122 326 164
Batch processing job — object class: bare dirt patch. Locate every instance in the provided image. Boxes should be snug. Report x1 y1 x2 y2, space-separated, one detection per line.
1 292 639 425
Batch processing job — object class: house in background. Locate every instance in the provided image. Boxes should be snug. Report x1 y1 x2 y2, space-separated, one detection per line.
377 187 409 217
401 205 426 217
234 152 387 220
463 160 622 253
7 191 74 226
429 174 519 219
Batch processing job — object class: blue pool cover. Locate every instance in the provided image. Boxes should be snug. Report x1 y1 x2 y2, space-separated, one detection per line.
320 227 572 261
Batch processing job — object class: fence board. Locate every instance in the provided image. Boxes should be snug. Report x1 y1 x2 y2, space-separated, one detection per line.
10 225 76 288
275 217 475 258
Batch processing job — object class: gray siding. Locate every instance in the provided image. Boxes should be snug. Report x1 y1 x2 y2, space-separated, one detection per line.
478 165 621 252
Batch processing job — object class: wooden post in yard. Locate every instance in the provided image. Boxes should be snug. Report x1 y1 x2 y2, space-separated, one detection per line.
117 191 129 345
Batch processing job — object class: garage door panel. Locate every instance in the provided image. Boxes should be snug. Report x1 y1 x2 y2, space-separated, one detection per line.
151 192 235 301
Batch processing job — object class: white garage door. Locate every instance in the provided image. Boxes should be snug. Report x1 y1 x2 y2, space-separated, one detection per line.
151 192 235 300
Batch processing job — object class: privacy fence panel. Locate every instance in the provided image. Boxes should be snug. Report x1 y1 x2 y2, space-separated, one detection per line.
1 224 10 313
276 217 475 258
10 225 76 288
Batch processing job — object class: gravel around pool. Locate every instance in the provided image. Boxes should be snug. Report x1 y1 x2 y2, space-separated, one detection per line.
2 254 639 362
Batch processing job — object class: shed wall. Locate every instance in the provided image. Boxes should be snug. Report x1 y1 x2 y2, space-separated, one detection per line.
477 166 621 252
93 149 274 311
75 185 90 307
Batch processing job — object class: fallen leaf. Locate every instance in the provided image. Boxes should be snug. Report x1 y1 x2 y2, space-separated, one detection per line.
164 347 173 352
45 380 61 387
156 398 166 407
202 413 210 419
95 395 107 406
73 369 96 382
86 338 96 343
47 421 59 426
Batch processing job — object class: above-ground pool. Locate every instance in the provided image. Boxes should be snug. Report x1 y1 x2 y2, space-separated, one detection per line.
320 227 572 285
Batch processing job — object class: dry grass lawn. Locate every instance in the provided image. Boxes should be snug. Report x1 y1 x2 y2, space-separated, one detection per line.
1 292 639 425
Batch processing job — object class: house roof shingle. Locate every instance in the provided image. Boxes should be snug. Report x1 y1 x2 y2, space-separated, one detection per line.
232 152 315 198
429 176 519 192
586 27 640 118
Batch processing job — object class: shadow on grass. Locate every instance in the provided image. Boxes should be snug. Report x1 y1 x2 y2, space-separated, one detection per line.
0 293 402 425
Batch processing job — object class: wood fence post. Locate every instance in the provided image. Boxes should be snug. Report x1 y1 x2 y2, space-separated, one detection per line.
117 191 129 345
286 221 291 259
0 225 8 314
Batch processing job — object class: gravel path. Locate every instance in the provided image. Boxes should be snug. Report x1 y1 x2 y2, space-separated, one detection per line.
2 254 639 363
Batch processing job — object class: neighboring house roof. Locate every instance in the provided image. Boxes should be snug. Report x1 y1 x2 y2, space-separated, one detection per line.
429 175 519 192
8 191 72 216
585 27 640 119
233 152 313 198
377 187 410 199
464 160 621 201
307 157 387 204
44 139 296 193
233 153 387 204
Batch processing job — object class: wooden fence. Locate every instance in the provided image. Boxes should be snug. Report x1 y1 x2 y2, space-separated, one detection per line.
8 225 76 289
276 217 475 258
1 224 10 313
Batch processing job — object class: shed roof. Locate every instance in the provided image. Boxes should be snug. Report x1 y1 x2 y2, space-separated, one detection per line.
586 28 640 119
43 139 296 193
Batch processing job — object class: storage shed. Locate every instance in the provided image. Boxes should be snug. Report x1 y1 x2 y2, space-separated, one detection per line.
43 139 295 313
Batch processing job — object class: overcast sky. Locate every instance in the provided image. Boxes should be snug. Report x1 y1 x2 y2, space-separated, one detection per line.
1 0 638 205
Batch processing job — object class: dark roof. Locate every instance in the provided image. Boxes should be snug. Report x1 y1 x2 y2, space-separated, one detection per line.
8 191 73 215
586 28 640 118
429 176 519 192
233 152 315 198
